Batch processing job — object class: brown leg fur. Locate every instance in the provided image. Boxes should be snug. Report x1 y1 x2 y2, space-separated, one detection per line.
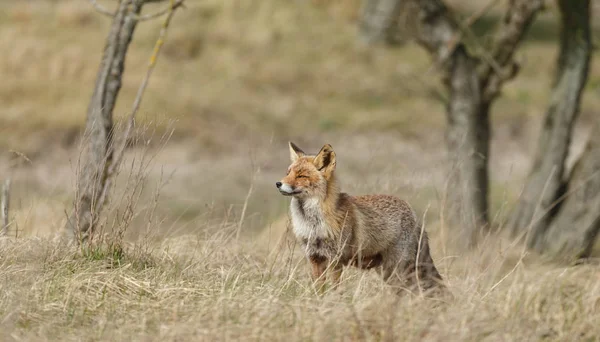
309 256 328 293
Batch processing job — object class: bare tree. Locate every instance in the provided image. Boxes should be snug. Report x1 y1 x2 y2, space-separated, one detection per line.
360 0 543 246
509 0 592 258
361 0 598 259
66 0 184 243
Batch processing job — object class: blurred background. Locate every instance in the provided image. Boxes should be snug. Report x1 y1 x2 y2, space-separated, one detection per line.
0 0 599 247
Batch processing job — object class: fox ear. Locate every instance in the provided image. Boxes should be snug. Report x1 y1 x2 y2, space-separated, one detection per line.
313 144 336 174
289 141 305 162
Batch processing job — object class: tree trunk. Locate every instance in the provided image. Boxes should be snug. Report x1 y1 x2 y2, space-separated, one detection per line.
529 0 594 259
445 61 490 245
407 0 541 247
357 0 405 45
542 123 600 261
508 0 591 253
66 0 144 242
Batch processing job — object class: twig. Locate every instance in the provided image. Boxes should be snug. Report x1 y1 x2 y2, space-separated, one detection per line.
455 14 503 76
97 0 184 212
425 0 502 76
8 150 32 166
133 0 186 21
88 0 116 18
1 178 10 236
415 204 430 298
89 0 186 22
446 0 501 57
236 164 259 241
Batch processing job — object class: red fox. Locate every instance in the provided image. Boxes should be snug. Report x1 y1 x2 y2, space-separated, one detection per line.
276 142 444 295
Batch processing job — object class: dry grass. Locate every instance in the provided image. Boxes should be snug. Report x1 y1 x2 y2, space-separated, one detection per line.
1 226 599 341
1 0 600 340
1 124 599 340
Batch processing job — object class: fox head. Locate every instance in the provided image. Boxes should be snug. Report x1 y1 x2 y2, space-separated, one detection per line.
276 142 337 199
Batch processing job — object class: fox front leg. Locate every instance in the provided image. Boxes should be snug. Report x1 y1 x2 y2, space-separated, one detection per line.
309 255 328 294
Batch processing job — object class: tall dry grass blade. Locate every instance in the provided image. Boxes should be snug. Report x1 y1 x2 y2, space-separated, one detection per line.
415 204 430 297
236 165 259 241
1 178 10 236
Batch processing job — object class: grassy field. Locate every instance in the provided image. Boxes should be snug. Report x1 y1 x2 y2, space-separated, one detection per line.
1 227 599 341
1 0 600 340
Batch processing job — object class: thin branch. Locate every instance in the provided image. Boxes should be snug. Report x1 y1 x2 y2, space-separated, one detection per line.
133 0 186 21
88 0 185 21
1 178 10 236
444 0 502 64
455 11 504 76
97 0 184 212
480 0 545 99
88 0 116 18
423 0 502 76
422 0 541 89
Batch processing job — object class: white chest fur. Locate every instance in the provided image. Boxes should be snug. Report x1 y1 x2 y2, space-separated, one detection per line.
290 197 329 240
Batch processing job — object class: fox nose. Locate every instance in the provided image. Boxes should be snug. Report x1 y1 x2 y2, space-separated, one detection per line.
276 182 282 188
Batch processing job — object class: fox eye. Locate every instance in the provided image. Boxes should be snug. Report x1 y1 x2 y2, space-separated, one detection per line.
297 175 307 179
